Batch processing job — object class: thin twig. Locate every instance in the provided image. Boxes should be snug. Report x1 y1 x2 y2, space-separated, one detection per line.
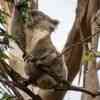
0 60 26 83
61 32 99 57
37 65 99 97
55 85 96 97
0 62 24 99
37 65 97 97
0 79 42 100
0 60 42 100
34 31 99 64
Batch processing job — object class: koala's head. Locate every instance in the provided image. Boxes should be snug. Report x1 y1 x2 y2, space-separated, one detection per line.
25 10 59 54
25 10 59 33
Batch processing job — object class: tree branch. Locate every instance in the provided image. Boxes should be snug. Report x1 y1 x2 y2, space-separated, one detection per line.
55 85 96 97
0 60 42 100
0 79 42 100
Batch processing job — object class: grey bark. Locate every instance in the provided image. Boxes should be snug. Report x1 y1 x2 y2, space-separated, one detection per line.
64 0 100 83
81 9 100 100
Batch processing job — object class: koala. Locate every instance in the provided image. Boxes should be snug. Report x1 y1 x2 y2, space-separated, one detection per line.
10 7 67 89
25 37 67 89
24 10 67 89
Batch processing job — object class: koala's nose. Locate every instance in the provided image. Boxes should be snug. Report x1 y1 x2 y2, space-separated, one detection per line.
50 27 54 32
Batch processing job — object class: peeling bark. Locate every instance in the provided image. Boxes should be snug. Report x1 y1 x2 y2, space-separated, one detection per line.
81 9 100 100
64 0 100 83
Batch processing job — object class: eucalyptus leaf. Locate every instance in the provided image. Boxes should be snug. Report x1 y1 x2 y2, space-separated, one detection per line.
82 51 95 64
0 13 6 24
0 50 8 60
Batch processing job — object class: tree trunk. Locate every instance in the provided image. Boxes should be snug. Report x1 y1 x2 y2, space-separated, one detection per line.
64 0 100 83
81 59 99 100
81 9 100 100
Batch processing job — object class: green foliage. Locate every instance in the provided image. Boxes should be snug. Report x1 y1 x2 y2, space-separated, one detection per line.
82 51 95 63
0 13 6 24
82 51 100 64
16 0 33 26
0 50 8 60
0 93 13 100
18 0 29 22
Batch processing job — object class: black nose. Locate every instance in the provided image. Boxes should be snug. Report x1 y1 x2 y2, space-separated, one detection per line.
53 20 59 26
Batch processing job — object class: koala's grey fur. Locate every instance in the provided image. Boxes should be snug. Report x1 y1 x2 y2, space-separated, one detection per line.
10 8 67 89
25 35 67 89
24 10 67 89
